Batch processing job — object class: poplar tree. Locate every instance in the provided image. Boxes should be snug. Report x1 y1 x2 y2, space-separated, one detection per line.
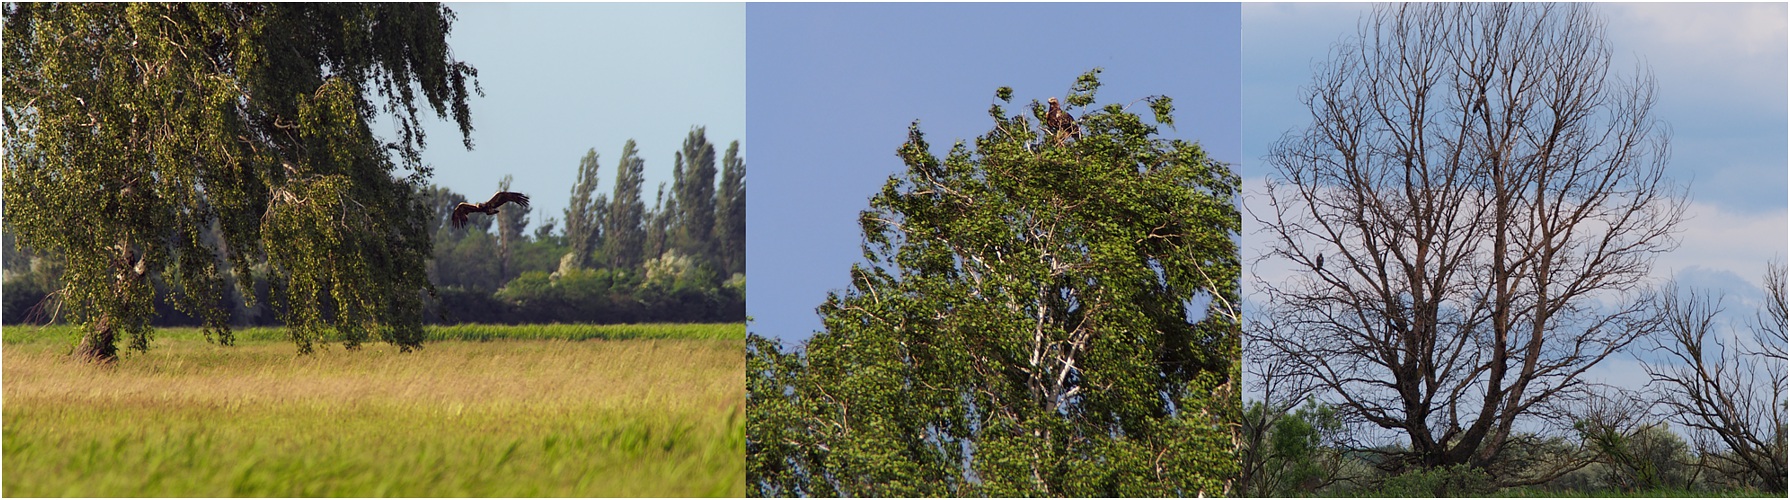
671 127 718 270
603 140 647 271
494 174 529 284
715 141 747 277
562 149 607 270
644 183 672 265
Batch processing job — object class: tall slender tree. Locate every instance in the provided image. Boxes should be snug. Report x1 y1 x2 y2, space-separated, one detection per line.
671 127 718 270
2 3 479 359
494 175 530 284
563 149 607 270
644 182 673 265
715 141 747 277
603 140 648 271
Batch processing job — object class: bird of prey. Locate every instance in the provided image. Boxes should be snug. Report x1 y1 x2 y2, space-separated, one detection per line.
452 191 531 228
1045 97 1080 145
1315 253 1324 271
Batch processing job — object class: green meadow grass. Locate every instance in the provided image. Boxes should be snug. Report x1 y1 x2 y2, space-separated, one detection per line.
2 324 745 497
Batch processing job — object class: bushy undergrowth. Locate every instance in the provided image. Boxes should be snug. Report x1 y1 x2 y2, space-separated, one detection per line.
1239 400 1784 498
1496 486 1785 498
1367 464 1496 497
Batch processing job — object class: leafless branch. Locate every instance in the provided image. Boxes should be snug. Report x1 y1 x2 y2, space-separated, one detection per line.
1642 264 1788 493
1251 2 1685 485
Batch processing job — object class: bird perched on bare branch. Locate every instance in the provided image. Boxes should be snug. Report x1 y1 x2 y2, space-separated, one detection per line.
452 191 530 228
1045 97 1080 145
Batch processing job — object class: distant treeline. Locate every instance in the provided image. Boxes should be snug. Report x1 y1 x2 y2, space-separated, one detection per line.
2 127 745 326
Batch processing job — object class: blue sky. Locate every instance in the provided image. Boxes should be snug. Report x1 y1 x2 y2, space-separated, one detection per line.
404 3 746 234
745 2 1243 343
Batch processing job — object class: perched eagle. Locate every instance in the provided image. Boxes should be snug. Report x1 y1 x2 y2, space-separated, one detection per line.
1045 97 1081 145
452 191 531 228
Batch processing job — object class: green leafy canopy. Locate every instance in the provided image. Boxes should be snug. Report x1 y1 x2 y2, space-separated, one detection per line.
2 3 479 358
749 69 1243 497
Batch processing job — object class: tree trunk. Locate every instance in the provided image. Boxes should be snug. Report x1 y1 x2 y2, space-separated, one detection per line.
76 239 141 363
74 317 118 363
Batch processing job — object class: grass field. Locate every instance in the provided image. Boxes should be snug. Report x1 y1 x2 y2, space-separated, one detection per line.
2 323 745 497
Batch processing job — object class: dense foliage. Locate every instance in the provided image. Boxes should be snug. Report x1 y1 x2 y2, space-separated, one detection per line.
2 3 478 359
1238 399 1348 497
748 70 1242 496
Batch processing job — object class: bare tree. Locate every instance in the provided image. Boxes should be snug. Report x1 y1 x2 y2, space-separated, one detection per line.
1643 262 1788 493
1251 3 1686 485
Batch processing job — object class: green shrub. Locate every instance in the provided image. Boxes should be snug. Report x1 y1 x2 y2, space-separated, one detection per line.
1372 464 1495 497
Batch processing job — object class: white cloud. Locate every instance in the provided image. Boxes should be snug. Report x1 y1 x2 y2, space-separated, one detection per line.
1654 202 1788 290
1608 3 1787 60
1604 3 1789 109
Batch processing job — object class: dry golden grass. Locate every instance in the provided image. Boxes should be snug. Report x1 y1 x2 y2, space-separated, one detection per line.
2 328 744 496
6 339 737 411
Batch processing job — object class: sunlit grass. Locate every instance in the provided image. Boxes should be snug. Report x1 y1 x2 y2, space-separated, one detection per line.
1 324 745 497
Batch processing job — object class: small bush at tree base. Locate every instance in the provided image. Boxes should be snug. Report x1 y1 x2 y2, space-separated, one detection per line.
1372 464 1495 497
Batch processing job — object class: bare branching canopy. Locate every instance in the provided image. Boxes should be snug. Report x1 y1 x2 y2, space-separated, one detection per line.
1252 2 1686 483
1643 262 1789 493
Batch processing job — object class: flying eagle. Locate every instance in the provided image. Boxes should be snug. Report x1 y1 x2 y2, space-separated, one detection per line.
1045 97 1080 145
452 191 531 228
